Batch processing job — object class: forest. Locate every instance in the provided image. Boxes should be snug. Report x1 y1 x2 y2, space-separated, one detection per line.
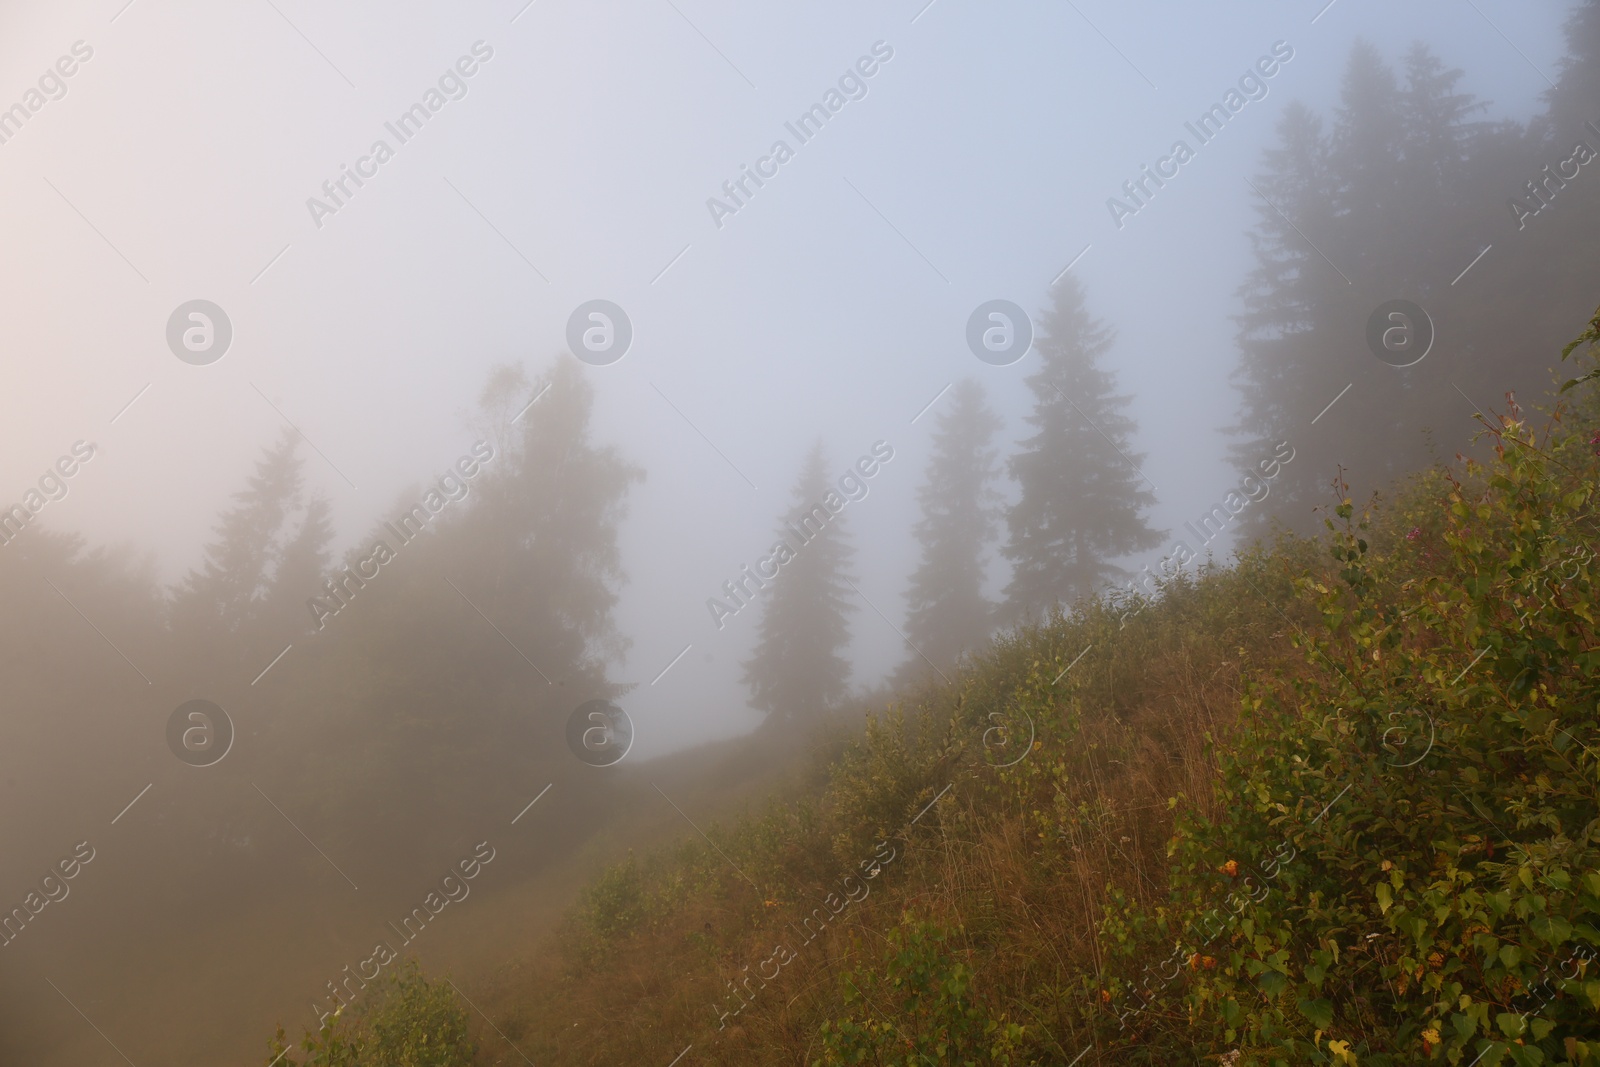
0 2 1597 1065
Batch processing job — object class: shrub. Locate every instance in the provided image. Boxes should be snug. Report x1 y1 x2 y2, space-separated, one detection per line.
816 915 1030 1066
1113 391 1600 1064
265 961 476 1067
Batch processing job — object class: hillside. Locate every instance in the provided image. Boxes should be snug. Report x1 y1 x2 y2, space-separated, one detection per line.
267 308 1600 1066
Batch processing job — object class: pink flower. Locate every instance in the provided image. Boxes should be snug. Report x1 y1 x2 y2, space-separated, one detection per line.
1406 527 1422 542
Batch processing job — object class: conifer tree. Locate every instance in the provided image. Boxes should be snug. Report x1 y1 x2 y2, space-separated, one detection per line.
1242 24 1600 536
1230 100 1341 538
1001 279 1161 624
898 379 1002 682
1546 0 1600 134
262 359 646 863
169 427 305 649
444 359 645 687
742 443 855 724
261 494 334 640
1518 0 1600 363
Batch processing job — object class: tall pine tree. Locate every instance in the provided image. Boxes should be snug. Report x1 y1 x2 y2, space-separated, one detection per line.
260 494 334 641
444 359 645 688
258 358 647 866
1002 278 1161 624
742 443 855 725
1229 38 1558 539
168 427 327 671
1230 99 1342 537
898 379 1002 682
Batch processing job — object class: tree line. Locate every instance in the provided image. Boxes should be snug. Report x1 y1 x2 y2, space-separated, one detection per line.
748 5 1600 718
746 274 1160 719
3 6 1596 901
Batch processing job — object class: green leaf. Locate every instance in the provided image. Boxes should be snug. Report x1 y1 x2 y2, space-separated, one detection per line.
1470 1042 1512 1067
1508 1043 1547 1066
1531 915 1572 944
1297 997 1334 1030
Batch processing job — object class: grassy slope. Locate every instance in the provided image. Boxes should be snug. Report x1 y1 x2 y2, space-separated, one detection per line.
275 313 1600 1066
470 549 1315 1064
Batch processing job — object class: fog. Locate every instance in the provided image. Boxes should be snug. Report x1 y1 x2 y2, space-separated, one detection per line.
0 0 1590 1062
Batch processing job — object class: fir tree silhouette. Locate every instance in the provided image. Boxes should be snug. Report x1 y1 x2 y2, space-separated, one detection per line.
898 379 1003 682
1002 279 1161 624
742 443 855 725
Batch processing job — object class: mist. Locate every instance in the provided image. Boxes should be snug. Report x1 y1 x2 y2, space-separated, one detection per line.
0 0 1594 1063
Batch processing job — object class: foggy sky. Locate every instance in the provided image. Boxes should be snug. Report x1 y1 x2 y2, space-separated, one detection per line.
0 0 1576 758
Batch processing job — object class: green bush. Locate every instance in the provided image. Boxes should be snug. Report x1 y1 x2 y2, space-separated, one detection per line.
817 915 1029 1066
1104 385 1600 1064
266 961 476 1067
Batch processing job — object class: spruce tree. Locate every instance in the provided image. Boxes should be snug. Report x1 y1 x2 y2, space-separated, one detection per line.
1001 278 1161 624
262 359 646 863
1518 0 1600 367
1228 38 1546 540
261 494 334 640
444 358 645 687
898 379 1002 682
742 443 855 724
169 427 305 654
1231 100 1341 538
1546 0 1600 134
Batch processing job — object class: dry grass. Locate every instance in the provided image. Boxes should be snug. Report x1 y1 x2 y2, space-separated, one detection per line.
462 547 1333 1065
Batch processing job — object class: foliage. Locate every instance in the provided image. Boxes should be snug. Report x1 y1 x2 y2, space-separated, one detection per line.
266 961 476 1067
816 917 1030 1066
1106 384 1600 1063
1560 304 1600 394
168 425 327 670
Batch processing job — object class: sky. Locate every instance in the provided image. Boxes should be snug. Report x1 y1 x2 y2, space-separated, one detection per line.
0 0 1579 759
